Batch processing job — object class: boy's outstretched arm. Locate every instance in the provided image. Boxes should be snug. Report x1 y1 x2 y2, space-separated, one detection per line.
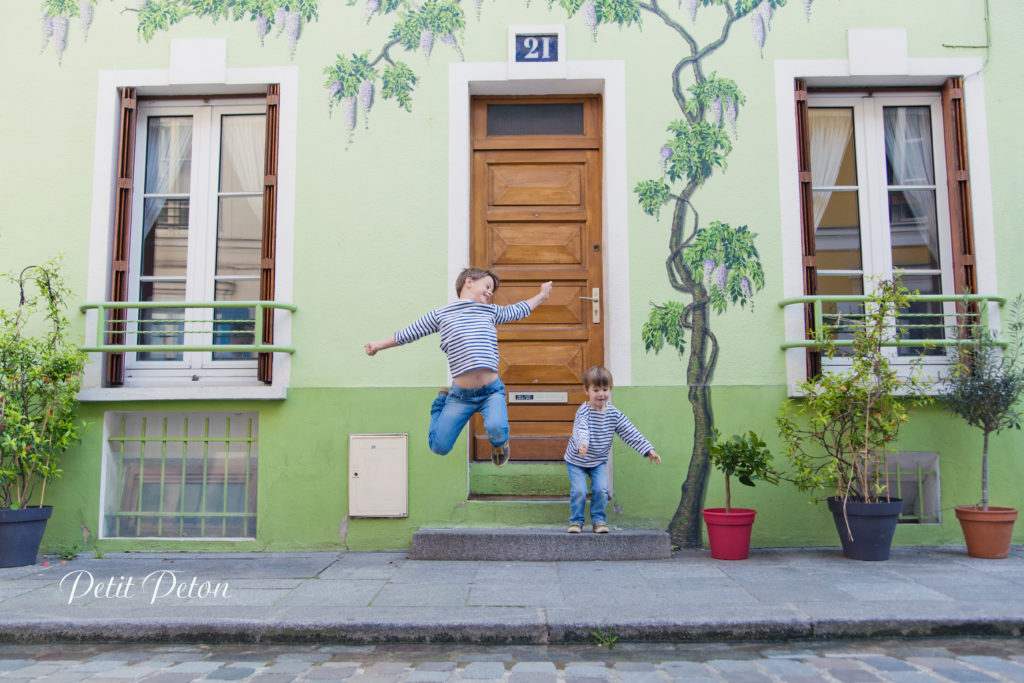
364 335 398 356
646 450 662 465
525 281 553 310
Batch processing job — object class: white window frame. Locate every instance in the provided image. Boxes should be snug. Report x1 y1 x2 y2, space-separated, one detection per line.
80 46 297 401
126 98 266 380
774 50 996 396
811 92 956 372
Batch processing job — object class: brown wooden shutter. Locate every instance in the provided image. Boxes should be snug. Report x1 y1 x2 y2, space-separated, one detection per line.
941 77 977 302
258 84 281 384
106 87 137 386
794 79 821 378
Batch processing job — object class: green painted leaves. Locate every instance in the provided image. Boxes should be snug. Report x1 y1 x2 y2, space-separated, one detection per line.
683 222 765 313
634 179 672 219
663 120 732 186
642 301 690 358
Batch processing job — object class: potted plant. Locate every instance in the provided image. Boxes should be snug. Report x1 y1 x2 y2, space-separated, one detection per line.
942 295 1024 559
777 278 931 561
0 262 87 568
703 430 779 560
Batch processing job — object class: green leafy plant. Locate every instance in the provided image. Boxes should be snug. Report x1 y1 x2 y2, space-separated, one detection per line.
589 625 618 650
942 294 1024 510
777 278 932 508
706 430 779 512
0 261 87 510
58 543 80 561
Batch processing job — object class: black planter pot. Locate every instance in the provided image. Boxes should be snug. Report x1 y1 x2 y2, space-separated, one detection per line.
0 506 53 568
827 496 902 561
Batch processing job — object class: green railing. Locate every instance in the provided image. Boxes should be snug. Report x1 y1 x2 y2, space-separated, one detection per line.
79 301 296 354
778 294 1005 352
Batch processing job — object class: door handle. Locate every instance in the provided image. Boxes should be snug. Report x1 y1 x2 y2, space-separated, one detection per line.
578 288 600 324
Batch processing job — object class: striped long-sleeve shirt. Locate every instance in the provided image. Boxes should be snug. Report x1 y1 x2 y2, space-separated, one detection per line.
564 403 655 467
394 299 533 378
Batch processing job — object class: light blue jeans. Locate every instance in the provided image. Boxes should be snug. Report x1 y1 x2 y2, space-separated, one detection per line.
567 461 608 525
428 378 508 455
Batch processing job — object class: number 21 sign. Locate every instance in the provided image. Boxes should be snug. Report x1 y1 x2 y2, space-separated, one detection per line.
515 34 558 62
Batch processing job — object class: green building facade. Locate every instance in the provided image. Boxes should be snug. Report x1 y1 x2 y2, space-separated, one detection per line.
2 0 1022 553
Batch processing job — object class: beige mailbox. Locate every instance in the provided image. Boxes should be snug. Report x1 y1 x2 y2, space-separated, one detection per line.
348 433 408 517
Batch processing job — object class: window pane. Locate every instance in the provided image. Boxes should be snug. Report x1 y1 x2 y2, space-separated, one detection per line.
145 117 192 194
141 198 189 278
884 106 934 186
216 196 262 277
487 103 584 136
219 115 266 193
138 281 185 362
814 191 862 270
213 279 260 361
809 108 857 187
897 273 944 357
889 189 940 270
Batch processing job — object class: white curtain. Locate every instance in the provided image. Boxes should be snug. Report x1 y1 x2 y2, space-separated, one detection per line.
142 117 193 247
883 106 939 269
809 108 853 229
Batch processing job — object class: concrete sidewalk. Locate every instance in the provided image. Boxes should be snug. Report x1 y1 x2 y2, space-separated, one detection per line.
0 545 1022 644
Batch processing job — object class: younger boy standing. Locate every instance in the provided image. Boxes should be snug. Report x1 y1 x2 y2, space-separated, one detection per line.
564 366 661 534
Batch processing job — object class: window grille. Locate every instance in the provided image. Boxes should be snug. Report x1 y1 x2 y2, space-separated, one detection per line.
102 412 258 539
486 103 584 136
880 451 941 524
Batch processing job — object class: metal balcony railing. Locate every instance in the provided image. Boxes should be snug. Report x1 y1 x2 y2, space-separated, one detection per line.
778 294 1006 353
79 301 297 354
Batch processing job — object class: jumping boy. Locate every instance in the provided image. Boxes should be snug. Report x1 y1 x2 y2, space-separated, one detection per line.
364 267 552 466
564 366 661 533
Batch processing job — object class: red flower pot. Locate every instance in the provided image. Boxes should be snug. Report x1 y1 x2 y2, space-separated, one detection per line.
702 508 757 560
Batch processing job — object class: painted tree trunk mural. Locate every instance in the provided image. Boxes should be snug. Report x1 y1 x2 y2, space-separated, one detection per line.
41 0 818 548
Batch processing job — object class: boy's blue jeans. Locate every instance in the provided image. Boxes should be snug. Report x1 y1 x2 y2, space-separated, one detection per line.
566 461 608 525
428 378 508 455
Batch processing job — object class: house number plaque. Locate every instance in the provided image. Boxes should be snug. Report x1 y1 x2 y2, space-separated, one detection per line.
515 34 558 62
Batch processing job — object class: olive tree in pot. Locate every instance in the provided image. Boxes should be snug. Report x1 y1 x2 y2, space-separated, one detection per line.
703 430 779 560
777 278 931 561
0 262 87 568
943 295 1024 559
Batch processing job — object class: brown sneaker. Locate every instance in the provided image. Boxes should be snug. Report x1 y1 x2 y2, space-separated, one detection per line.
593 522 610 534
491 442 510 467
567 523 582 534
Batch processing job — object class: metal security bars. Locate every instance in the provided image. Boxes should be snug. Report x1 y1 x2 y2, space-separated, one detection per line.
779 293 1005 354
103 413 258 539
80 301 296 355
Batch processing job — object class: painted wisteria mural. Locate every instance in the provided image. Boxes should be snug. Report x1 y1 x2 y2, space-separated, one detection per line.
38 0 319 62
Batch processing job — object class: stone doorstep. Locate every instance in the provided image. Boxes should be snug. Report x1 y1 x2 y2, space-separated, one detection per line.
410 527 672 561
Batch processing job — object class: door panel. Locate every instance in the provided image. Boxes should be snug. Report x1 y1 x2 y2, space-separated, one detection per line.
470 95 603 463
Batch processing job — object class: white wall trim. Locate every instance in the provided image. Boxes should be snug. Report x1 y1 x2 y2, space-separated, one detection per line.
774 54 992 394
83 59 298 401
447 59 631 384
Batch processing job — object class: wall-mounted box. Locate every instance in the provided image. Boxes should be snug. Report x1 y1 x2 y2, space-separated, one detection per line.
348 433 408 517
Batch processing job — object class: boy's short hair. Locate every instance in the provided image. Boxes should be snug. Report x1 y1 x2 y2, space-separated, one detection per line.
456 267 500 297
582 365 613 388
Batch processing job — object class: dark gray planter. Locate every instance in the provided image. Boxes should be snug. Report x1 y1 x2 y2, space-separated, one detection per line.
0 506 53 568
827 496 902 561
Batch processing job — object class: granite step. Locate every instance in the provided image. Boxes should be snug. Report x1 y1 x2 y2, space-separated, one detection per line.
410 526 672 561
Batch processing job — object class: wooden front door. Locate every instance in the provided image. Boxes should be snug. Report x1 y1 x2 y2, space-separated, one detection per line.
469 96 603 462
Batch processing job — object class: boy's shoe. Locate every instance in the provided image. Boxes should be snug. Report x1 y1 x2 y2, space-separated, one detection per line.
491 442 510 467
593 522 610 534
567 523 582 534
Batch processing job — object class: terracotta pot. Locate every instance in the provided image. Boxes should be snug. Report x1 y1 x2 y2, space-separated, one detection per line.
702 508 756 560
955 505 1018 559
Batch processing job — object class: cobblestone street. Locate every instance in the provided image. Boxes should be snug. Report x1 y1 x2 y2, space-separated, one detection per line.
1 637 1023 682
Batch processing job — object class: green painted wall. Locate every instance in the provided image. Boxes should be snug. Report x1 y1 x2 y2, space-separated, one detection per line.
2 0 1023 553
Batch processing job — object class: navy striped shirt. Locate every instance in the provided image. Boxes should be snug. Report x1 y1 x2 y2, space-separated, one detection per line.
564 403 655 467
394 299 533 378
